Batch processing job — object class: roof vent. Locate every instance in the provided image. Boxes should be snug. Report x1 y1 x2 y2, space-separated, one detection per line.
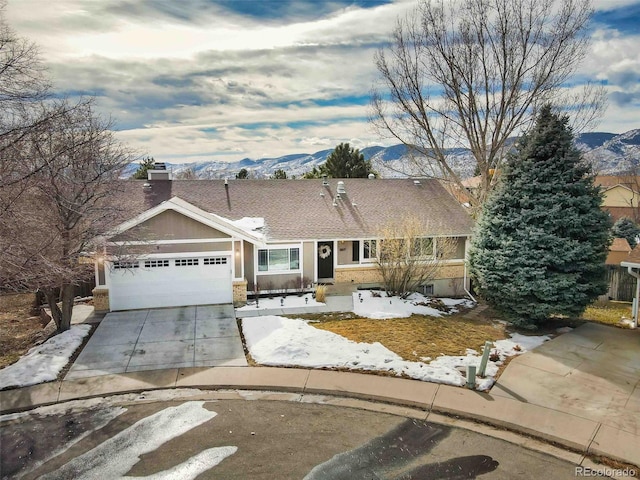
322 174 329 187
368 173 375 179
413 180 421 186
337 181 346 195
143 182 152 193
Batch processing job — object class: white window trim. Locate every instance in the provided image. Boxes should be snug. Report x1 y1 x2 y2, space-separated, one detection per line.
335 263 378 270
256 245 301 274
361 239 378 263
411 237 435 259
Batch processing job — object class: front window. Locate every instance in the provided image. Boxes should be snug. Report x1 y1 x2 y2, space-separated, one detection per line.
258 247 300 272
363 240 377 259
412 238 433 257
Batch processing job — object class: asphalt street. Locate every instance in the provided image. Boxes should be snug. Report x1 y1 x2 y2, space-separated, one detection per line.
0 394 583 479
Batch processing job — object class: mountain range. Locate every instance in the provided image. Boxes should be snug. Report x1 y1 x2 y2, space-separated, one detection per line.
122 129 640 179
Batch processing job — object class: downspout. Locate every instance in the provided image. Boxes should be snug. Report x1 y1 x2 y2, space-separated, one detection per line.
463 262 476 303
625 266 639 329
463 236 476 302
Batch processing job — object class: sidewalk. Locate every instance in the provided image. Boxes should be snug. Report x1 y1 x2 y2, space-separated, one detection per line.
1 365 638 468
2 298 639 469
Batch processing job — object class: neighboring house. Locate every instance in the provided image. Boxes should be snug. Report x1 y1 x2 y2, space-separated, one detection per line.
595 175 640 223
92 172 474 312
607 237 633 266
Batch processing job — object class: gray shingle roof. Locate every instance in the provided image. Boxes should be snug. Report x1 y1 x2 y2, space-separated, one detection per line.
115 178 474 241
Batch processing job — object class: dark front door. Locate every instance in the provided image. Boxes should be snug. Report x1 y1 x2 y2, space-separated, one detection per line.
317 241 334 280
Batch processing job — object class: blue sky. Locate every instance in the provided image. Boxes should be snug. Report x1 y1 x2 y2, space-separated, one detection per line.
5 0 640 164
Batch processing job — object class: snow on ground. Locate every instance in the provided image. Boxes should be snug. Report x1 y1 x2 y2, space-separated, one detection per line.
242 315 550 391
0 324 91 390
352 291 474 319
236 294 324 311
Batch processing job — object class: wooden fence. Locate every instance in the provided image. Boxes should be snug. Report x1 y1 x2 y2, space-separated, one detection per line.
605 265 636 302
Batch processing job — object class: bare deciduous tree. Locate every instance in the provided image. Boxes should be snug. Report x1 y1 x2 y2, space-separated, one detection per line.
371 0 605 210
174 167 198 180
0 3 82 206
0 100 134 332
376 217 458 298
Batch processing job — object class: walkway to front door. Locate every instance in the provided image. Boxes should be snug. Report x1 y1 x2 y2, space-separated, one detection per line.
65 305 247 379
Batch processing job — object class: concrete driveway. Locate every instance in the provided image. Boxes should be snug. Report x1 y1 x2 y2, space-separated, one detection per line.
66 305 247 380
493 322 640 436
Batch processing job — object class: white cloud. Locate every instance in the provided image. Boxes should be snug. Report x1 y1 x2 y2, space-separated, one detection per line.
4 0 639 164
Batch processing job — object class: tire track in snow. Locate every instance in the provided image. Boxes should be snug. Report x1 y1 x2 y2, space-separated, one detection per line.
40 401 236 480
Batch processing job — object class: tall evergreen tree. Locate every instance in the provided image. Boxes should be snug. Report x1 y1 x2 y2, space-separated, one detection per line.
324 143 375 178
468 106 611 327
131 156 155 179
302 164 327 179
611 217 640 247
271 168 287 179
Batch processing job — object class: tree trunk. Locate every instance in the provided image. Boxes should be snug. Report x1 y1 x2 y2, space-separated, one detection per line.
59 283 75 332
43 284 75 332
44 288 62 331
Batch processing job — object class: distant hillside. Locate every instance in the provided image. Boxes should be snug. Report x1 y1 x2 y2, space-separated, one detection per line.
580 129 640 174
122 128 640 179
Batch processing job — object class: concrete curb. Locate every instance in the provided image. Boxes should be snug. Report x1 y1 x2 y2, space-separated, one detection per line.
1 366 638 468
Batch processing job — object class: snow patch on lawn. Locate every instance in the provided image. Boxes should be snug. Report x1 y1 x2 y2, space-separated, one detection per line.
236 294 324 312
0 324 91 390
242 316 550 390
352 291 474 319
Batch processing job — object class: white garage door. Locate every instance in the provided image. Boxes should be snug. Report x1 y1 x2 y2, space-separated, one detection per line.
107 256 233 311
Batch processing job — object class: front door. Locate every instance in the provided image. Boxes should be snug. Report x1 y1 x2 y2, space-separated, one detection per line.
317 241 334 281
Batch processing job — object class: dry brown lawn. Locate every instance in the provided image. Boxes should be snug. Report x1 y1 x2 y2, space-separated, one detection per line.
582 301 632 327
306 313 508 361
0 293 46 368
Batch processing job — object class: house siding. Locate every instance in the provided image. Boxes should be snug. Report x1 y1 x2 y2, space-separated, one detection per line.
234 241 242 278
111 209 231 242
337 240 358 265
244 242 255 291
107 242 232 256
256 272 301 292
603 185 639 208
303 241 314 282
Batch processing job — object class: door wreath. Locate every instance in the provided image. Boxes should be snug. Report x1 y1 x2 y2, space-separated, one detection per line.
318 244 332 259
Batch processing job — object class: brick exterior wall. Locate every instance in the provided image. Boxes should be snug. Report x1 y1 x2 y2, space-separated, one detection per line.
331 262 466 296
92 287 110 313
436 263 465 279
334 262 464 284
233 280 248 306
335 265 383 284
